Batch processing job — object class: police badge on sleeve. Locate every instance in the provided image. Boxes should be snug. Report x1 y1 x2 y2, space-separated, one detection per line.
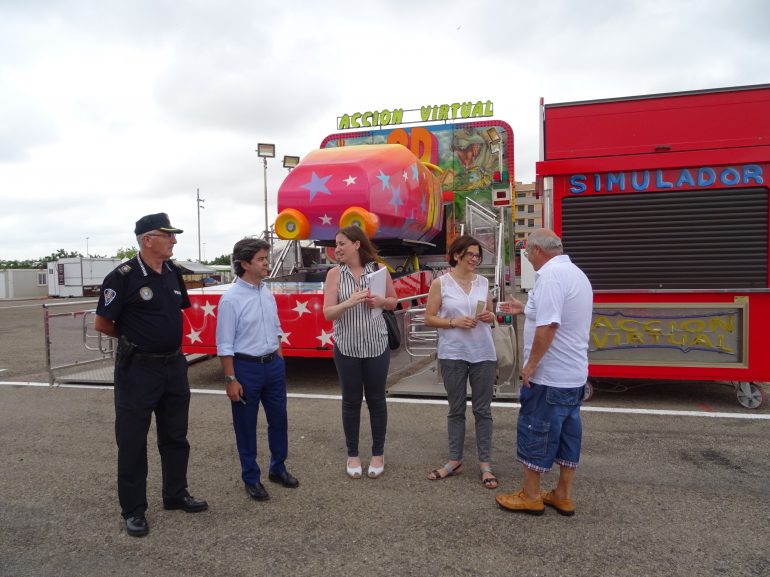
104 288 116 306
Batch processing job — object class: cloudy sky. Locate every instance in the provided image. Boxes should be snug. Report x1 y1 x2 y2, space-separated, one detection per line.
1 0 768 262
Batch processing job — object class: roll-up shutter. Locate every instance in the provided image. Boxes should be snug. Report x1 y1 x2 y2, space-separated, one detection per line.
561 187 768 290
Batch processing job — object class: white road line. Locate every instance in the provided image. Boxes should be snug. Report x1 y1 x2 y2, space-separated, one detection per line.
1 381 51 387
1 381 769 420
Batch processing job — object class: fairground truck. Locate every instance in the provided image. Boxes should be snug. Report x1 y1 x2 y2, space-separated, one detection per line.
181 119 519 395
537 83 770 408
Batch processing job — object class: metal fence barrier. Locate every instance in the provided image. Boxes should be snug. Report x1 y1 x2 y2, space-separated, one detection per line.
44 300 116 385
404 307 439 357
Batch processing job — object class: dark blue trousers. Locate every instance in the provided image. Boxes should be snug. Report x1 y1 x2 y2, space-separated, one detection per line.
231 356 288 485
114 353 190 518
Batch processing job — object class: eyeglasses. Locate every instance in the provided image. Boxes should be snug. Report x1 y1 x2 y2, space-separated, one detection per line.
464 252 481 261
145 232 176 239
524 244 561 257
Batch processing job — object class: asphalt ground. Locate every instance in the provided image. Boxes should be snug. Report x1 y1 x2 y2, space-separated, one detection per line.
1 298 769 577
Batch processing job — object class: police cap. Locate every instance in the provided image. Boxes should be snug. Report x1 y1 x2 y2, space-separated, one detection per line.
134 213 184 236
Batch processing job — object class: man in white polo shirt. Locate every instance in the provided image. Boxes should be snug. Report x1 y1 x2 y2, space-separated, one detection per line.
496 228 593 516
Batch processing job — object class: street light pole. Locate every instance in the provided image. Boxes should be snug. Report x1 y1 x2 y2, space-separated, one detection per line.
282 155 302 268
86 237 89 258
262 157 269 241
257 143 276 243
196 188 205 262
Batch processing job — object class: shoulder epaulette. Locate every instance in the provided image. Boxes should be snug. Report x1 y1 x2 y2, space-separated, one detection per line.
118 263 133 275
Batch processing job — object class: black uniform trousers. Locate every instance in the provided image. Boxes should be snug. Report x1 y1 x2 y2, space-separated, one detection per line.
114 352 191 518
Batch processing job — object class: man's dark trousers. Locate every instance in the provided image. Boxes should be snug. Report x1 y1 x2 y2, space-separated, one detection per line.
231 356 288 485
114 354 190 518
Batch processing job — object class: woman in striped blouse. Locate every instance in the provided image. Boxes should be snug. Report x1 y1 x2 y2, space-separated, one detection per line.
323 225 398 479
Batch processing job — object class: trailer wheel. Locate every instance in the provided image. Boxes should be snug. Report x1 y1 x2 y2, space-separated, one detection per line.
340 207 379 237
583 380 594 402
275 209 311 240
734 381 766 409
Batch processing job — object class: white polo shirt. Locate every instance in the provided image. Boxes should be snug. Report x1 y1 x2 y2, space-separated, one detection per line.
523 255 593 388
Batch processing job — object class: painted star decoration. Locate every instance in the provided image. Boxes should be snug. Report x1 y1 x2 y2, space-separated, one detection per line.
301 171 333 202
280 331 292 345
187 329 202 344
316 329 334 347
293 300 311 317
376 169 391 191
319 214 332 225
389 183 403 214
200 301 217 317
344 175 357 186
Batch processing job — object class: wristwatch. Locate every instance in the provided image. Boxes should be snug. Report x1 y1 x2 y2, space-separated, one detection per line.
224 375 237 385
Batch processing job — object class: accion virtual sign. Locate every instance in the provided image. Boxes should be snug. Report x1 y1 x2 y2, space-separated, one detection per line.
337 100 494 130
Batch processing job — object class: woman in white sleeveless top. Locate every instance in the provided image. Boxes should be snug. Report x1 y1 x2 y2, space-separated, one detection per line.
424 235 498 488
323 225 398 479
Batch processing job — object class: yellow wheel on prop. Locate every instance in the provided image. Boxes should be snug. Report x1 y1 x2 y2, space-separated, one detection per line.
275 208 311 240
340 206 379 237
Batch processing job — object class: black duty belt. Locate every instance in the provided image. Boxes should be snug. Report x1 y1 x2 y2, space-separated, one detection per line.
234 352 277 364
133 348 182 361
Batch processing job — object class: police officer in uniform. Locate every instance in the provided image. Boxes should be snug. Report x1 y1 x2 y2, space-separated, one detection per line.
95 213 208 537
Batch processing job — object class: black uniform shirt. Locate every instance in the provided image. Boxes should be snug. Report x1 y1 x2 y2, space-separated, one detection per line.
96 255 191 353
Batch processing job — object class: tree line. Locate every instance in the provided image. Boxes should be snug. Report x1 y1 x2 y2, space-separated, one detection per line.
0 248 232 269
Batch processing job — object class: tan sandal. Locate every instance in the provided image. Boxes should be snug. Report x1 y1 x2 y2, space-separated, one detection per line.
427 461 463 480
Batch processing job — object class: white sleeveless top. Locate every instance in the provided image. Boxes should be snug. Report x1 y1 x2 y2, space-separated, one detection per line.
437 273 496 363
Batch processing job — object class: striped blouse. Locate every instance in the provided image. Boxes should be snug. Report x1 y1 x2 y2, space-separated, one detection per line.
333 261 388 358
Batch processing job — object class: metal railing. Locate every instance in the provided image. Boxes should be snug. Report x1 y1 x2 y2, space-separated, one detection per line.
404 307 439 357
269 239 297 278
394 293 439 358
43 300 116 385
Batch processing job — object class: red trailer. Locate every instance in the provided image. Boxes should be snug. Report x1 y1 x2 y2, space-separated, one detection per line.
537 84 770 408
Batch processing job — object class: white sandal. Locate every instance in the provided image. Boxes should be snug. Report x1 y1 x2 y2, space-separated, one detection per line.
367 456 385 479
346 458 362 479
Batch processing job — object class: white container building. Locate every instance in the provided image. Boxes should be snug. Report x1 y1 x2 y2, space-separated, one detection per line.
46 257 124 298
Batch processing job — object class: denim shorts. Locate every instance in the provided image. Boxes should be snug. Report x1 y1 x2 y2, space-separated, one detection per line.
516 382 585 473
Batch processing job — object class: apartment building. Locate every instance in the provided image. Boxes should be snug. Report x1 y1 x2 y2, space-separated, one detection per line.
512 181 542 244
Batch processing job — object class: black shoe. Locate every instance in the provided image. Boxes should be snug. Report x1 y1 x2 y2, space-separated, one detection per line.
245 482 270 501
163 495 209 513
268 470 300 488
125 515 149 537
